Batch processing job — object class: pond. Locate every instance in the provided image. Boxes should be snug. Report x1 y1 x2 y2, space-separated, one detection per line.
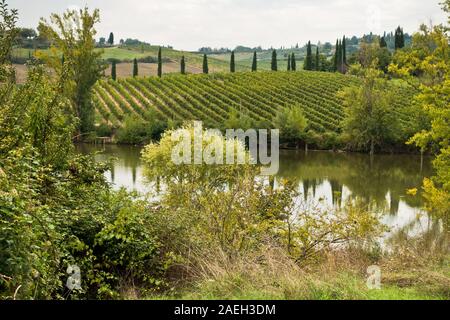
76 143 437 239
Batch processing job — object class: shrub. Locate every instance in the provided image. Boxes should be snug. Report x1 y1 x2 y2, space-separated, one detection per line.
116 112 167 145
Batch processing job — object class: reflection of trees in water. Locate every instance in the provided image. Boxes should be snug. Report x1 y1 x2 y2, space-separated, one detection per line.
387 216 448 253
278 150 433 215
76 144 142 184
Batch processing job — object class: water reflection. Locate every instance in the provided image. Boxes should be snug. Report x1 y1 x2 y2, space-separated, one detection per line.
76 144 436 237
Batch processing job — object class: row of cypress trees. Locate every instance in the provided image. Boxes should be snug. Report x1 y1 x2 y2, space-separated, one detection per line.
110 39 352 80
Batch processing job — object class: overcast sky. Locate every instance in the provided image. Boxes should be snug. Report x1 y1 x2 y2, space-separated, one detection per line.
9 0 448 51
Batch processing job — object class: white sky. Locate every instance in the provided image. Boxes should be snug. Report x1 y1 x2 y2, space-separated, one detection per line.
9 0 448 51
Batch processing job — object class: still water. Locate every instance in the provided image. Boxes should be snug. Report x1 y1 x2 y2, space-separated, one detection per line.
77 144 436 238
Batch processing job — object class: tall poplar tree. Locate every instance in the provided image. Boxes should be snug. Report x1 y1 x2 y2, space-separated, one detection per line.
287 54 291 71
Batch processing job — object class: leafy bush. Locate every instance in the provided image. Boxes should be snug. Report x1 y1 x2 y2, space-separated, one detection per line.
116 111 167 145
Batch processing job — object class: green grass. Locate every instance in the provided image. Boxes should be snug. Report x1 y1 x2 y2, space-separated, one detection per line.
148 274 447 301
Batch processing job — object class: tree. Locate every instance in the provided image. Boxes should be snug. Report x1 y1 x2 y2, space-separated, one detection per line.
338 66 399 155
315 46 320 71
157 47 162 77
108 32 114 45
389 3 450 218
380 36 387 48
304 41 313 70
333 39 339 71
203 54 209 74
342 36 347 65
287 54 291 71
357 39 392 73
38 7 106 135
133 58 138 77
291 53 296 71
111 60 117 80
230 51 235 73
252 51 257 72
274 105 308 147
271 49 277 71
99 37 106 46
180 55 186 75
395 26 405 50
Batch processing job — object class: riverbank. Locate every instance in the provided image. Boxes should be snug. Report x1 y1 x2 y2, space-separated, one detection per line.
136 246 450 300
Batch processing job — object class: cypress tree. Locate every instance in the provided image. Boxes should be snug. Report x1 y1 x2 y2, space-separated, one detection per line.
380 36 387 48
108 32 114 46
203 54 209 74
271 50 277 71
252 51 257 72
133 58 138 77
395 26 405 50
304 41 312 70
157 47 162 78
181 55 186 75
230 51 235 73
287 54 291 71
333 39 339 72
315 46 320 71
342 36 347 65
337 40 342 73
111 60 116 81
291 53 296 71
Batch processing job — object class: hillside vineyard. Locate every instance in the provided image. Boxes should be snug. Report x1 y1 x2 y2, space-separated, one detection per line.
93 71 416 132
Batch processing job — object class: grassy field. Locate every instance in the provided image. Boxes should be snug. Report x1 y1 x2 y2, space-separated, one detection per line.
140 247 450 301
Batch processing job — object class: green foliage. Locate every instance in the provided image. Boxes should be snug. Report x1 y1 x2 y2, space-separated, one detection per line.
223 109 255 131
356 39 392 73
338 66 401 154
116 111 167 145
38 6 106 135
0 3 169 299
274 105 308 144
390 6 450 219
